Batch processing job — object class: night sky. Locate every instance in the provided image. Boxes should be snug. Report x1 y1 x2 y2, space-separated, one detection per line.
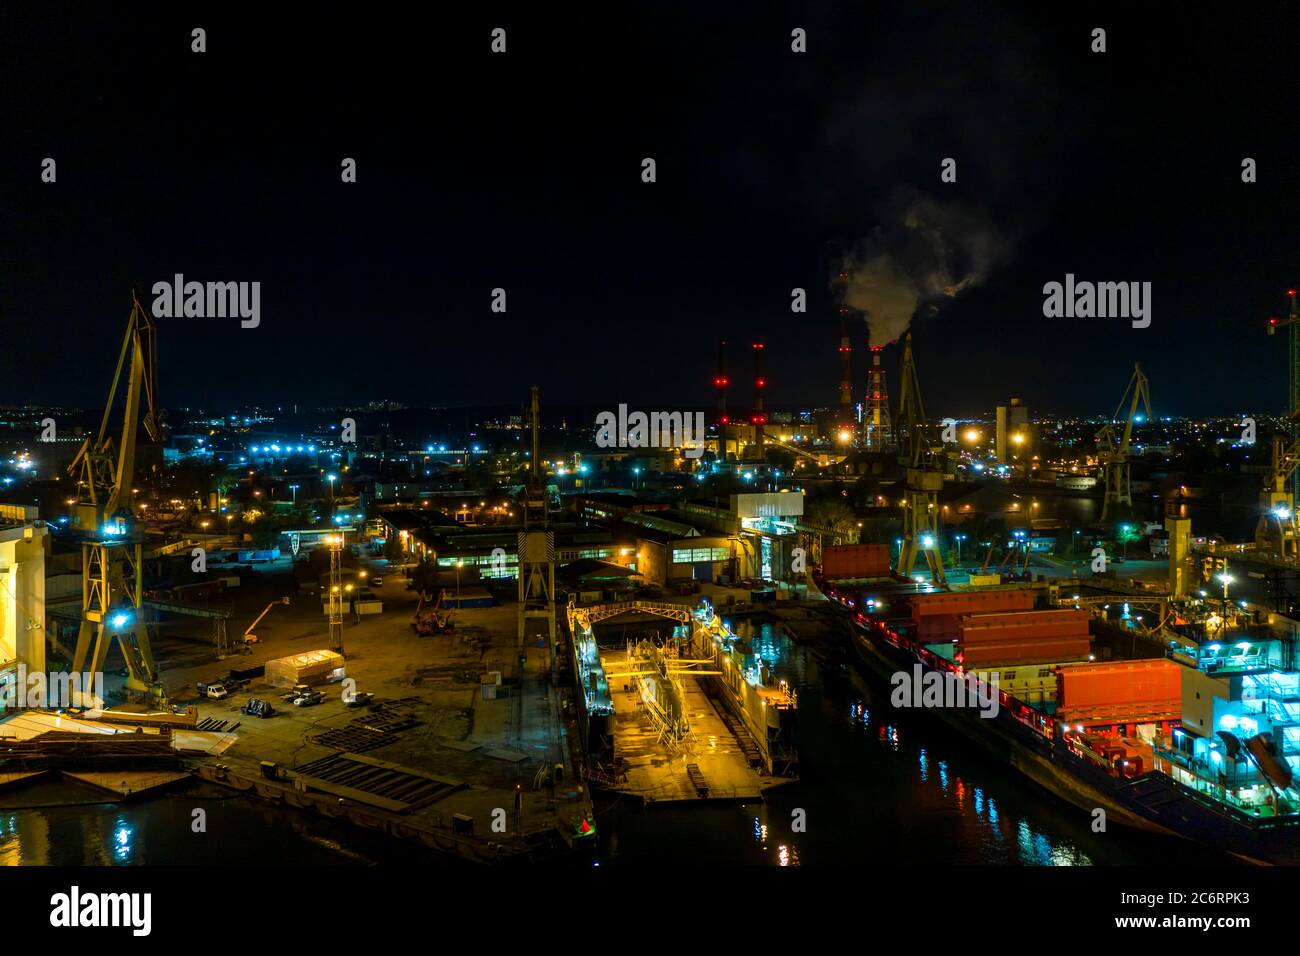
2 3 1297 417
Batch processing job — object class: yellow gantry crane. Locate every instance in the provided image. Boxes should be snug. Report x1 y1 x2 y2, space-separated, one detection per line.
1255 432 1300 558
1096 363 1150 524
895 333 947 585
67 290 166 704
1259 289 1300 558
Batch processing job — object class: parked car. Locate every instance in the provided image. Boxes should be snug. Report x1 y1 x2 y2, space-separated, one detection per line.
242 698 275 718
345 691 374 708
293 691 324 707
370 576 384 587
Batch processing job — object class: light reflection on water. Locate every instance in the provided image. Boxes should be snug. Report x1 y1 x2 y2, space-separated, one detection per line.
0 781 437 866
604 615 1229 866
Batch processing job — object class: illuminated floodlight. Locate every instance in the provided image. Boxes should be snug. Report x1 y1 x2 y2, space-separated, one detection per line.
110 612 131 629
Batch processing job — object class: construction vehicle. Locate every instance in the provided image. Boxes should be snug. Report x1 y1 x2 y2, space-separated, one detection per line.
411 591 454 636
242 597 290 648
1096 363 1150 523
67 290 167 705
894 334 947 585
242 698 275 718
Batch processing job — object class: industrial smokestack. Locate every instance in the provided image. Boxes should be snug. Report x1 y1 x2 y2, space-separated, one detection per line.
866 346 892 451
751 342 766 425
714 339 729 425
838 298 853 424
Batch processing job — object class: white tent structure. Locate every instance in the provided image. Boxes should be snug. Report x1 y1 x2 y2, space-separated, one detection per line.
264 649 345 688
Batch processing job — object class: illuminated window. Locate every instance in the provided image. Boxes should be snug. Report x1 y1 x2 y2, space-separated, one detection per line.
671 547 730 563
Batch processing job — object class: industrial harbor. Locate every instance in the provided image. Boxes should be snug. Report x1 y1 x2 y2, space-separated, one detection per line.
5 1 1299 942
9 286 1300 869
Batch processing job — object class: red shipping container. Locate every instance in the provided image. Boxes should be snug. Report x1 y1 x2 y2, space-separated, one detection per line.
961 609 1086 628
963 641 1089 668
822 544 891 581
911 590 1036 617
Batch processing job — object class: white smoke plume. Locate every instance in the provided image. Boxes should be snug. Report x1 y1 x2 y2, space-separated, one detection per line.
836 194 1008 346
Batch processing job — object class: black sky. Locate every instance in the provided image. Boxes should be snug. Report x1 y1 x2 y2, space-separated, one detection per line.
1 3 1297 418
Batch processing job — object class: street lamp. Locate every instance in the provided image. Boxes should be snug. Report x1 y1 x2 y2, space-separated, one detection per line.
455 559 464 607
955 533 966 565
290 484 299 504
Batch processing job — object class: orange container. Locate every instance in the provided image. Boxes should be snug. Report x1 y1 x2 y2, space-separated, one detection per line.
1056 659 1181 711
963 640 1089 668
961 609 1086 629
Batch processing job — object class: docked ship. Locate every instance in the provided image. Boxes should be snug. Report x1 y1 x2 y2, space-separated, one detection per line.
820 565 1300 865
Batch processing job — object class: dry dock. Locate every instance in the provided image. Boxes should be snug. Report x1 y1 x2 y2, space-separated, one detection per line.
602 645 789 802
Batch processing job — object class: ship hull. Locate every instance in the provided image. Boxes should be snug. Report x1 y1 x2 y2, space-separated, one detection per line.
845 611 1300 865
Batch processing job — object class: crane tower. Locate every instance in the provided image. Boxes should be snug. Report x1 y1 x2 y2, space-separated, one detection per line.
67 290 166 704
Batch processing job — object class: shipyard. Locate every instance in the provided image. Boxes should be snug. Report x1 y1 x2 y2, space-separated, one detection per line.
3 1 1296 941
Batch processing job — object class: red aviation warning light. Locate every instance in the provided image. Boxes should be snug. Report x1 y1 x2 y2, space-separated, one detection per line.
752 342 766 423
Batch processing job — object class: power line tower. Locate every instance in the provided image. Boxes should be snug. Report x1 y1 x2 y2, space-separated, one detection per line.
518 386 557 675
328 533 344 653
895 334 946 585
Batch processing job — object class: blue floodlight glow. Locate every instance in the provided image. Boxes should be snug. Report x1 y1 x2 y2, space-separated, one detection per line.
111 613 130 628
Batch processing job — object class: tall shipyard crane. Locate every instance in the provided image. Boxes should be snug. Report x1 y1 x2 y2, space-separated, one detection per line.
895 334 946 585
1256 429 1300 559
1096 363 1150 523
67 290 166 704
1266 288 1300 503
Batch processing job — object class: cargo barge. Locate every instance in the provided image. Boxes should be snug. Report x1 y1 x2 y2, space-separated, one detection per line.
822 576 1300 865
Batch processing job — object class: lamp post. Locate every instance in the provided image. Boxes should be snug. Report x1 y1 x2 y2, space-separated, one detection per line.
1218 570 1234 633
290 483 299 504
455 559 464 608
955 533 966 566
